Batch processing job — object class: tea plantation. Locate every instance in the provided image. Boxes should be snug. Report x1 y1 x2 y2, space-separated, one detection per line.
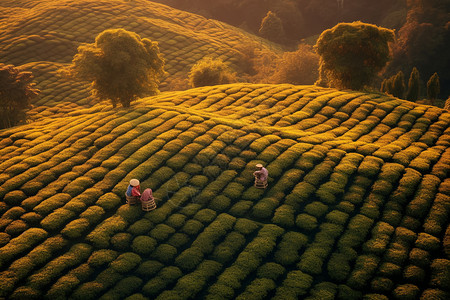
0 83 449 299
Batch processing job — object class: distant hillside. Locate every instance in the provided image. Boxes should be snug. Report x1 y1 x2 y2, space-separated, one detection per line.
0 0 282 108
1 83 449 299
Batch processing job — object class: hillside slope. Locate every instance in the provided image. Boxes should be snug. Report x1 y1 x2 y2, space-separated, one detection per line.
0 83 449 299
0 0 281 108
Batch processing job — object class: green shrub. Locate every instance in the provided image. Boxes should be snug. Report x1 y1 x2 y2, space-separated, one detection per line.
257 262 285 280
252 197 279 220
408 248 431 268
175 246 204 272
61 218 90 239
142 266 182 297
346 254 379 290
296 213 318 231
234 218 259 235
274 270 313 299
208 195 231 212
165 214 186 229
150 224 175 241
212 231 246 264
181 219 204 236
370 276 394 293
307 282 337 300
236 278 276 300
127 218 153 236
111 232 133 252
110 252 142 273
415 232 440 252
101 276 143 300
305 201 328 218
377 262 402 277
33 193 72 215
95 192 122 211
3 190 27 206
167 233 190 248
136 260 164 277
194 208 217 224
274 231 308 266
20 212 42 226
336 285 362 300
87 249 118 268
393 284 420 300
420 289 450 299
327 253 351 281
131 235 157 255
229 200 253 217
430 259 450 290
403 264 425 284
272 204 295 228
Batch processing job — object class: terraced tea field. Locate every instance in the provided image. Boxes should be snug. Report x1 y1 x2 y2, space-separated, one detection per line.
0 0 281 110
0 83 449 299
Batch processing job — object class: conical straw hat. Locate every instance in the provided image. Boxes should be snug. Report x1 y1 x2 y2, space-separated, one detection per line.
130 179 140 186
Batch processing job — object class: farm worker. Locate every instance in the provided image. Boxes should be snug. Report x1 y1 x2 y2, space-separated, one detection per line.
141 188 154 202
253 163 268 182
126 179 141 197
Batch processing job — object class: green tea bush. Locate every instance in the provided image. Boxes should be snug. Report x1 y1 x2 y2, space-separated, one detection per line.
193 208 217 224
384 243 409 265
257 262 285 280
327 252 351 281
370 276 394 293
87 215 127 248
408 247 431 268
222 182 245 200
296 213 318 231
325 210 349 225
392 283 420 300
181 219 204 236
175 246 204 272
150 224 176 241
192 213 236 254
136 260 164 277
101 276 143 300
336 284 362 300
274 231 308 266
307 282 337 300
40 208 76 232
165 214 186 229
236 278 276 300
252 197 279 220
305 201 328 218
234 218 259 235
274 270 313 299
423 193 450 236
346 254 379 290
142 266 183 297
208 195 231 212
28 243 92 289
111 232 132 252
151 244 177 264
3 190 27 206
33 193 72 216
403 264 425 284
415 232 440 252
272 204 295 228
61 218 90 239
87 249 118 268
212 231 246 264
127 218 154 236
131 235 157 255
110 252 142 274
229 200 253 217
430 259 450 290
95 192 122 211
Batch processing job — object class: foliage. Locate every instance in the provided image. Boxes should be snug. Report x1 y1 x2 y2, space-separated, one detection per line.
0 63 39 129
315 21 394 90
406 67 420 102
189 57 236 88
271 44 319 85
65 28 165 107
427 72 440 104
259 11 285 43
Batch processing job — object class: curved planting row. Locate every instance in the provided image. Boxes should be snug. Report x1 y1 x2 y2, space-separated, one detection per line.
0 0 281 109
0 83 449 299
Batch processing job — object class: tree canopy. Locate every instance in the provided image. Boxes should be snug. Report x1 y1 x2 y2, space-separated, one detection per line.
0 63 39 129
315 21 395 90
66 28 165 107
189 57 236 88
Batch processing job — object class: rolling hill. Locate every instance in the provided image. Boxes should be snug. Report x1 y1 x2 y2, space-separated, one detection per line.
0 83 449 299
0 0 282 111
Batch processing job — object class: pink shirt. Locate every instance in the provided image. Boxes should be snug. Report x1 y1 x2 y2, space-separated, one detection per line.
254 167 268 181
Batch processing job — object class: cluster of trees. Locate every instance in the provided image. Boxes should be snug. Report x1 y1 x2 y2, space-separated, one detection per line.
381 68 440 104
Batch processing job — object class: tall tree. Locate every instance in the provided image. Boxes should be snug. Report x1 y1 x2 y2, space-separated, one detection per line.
65 28 165 107
392 71 406 99
189 57 236 88
259 11 286 43
0 64 39 129
407 67 420 102
427 72 440 105
314 21 395 90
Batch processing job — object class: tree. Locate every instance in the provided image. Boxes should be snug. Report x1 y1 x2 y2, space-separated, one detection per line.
406 67 420 102
427 72 440 105
392 71 406 99
0 63 39 129
314 21 395 90
259 11 286 43
189 57 236 88
271 44 319 85
65 28 165 107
